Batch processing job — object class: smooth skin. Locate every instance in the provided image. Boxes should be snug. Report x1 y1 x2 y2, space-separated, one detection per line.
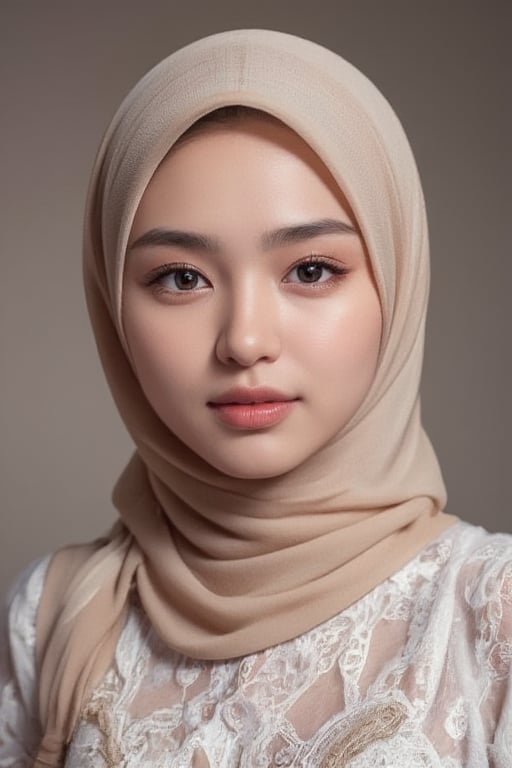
123 117 382 479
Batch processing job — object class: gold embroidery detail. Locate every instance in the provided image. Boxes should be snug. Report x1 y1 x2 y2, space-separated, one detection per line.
82 701 124 768
320 701 408 768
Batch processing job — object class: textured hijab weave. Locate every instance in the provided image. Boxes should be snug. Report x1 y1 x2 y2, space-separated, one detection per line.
33 29 456 765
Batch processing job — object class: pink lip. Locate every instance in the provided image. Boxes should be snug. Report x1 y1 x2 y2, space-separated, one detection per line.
208 386 296 405
208 387 299 430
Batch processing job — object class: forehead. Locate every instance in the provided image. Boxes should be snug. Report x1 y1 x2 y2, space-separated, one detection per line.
129 117 358 239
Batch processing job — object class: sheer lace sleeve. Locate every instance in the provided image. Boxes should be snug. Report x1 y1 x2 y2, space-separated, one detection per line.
478 545 512 766
0 556 50 767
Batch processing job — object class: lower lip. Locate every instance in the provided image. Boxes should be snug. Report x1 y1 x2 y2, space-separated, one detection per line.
209 401 297 429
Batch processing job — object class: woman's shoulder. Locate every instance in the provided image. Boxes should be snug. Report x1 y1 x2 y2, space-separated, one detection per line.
444 520 512 594
394 521 512 672
430 521 512 633
1 555 52 638
445 518 512 551
445 522 512 761
396 520 512 612
0 538 105 695
0 555 52 762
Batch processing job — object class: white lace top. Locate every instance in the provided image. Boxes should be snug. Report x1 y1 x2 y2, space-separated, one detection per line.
1 521 511 767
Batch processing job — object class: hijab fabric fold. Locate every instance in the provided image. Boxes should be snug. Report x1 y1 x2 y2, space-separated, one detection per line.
33 29 456 764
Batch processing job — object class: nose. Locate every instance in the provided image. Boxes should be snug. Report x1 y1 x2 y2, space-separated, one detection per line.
215 278 281 367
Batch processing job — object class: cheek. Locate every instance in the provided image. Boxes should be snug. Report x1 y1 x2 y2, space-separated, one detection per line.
307 296 382 432
123 305 207 409
297 286 382 385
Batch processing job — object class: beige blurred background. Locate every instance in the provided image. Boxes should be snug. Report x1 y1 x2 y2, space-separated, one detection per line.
1 0 511 594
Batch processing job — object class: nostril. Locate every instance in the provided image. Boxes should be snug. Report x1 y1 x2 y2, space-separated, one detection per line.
215 328 282 368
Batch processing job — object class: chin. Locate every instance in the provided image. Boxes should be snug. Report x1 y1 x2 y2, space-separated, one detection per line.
205 454 300 480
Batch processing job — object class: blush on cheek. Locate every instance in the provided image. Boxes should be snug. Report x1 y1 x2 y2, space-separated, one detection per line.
325 300 381 399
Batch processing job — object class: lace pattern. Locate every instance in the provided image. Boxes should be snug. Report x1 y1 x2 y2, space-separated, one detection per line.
1 523 511 767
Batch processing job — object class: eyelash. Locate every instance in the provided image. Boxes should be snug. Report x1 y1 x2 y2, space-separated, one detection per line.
143 255 350 295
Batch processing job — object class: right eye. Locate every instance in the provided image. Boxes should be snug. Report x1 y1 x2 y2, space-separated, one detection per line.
146 264 210 292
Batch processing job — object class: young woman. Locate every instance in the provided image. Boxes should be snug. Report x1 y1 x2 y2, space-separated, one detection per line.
1 29 510 767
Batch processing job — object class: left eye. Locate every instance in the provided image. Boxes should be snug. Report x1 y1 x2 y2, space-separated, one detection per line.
155 268 209 291
285 260 338 284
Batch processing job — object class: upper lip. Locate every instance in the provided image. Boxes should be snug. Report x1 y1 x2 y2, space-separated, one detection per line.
208 386 298 405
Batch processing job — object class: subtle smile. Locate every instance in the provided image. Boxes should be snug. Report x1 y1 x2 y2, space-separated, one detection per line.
207 387 300 429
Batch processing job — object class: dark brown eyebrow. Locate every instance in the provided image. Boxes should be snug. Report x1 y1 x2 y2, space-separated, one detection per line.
129 218 358 254
129 229 221 253
260 218 358 249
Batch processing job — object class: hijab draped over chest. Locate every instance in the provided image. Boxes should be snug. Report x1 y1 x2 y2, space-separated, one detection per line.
33 29 456 766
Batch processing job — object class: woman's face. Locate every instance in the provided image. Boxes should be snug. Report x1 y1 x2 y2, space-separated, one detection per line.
123 117 382 478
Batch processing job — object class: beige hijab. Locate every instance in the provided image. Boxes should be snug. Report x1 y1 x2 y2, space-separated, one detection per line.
33 29 456 765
